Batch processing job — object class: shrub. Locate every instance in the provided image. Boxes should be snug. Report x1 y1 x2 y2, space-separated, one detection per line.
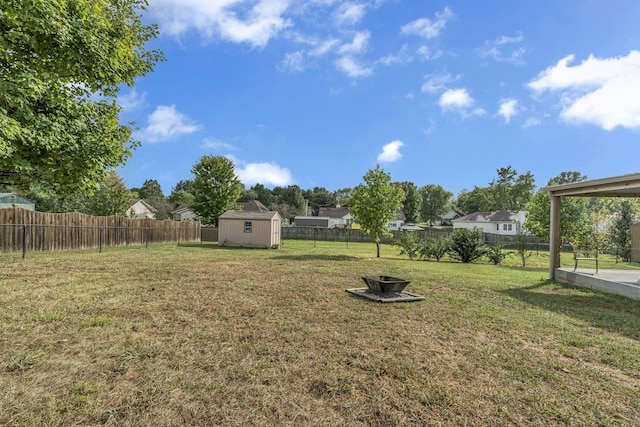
448 228 487 263
420 236 451 262
394 232 420 260
485 244 509 265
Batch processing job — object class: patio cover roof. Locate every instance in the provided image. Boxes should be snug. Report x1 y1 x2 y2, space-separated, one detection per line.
545 172 640 279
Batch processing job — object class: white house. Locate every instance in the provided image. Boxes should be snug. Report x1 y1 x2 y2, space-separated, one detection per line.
388 209 407 231
452 211 527 235
318 207 353 228
171 204 199 221
128 199 156 219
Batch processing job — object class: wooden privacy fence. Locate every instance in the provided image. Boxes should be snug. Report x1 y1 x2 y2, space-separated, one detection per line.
0 207 201 255
281 226 453 243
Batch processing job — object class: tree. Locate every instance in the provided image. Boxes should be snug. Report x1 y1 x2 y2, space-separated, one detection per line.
488 166 535 211
307 187 337 216
334 187 353 207
398 182 421 224
191 156 242 226
420 184 453 224
86 171 133 216
168 189 195 208
608 199 639 261
273 185 305 217
524 187 589 245
0 0 163 196
138 179 165 201
453 166 535 213
350 166 405 258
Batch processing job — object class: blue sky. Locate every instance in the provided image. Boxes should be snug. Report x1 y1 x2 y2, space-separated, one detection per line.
117 0 640 197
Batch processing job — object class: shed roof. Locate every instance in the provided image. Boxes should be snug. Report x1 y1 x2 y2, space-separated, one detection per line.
219 210 281 220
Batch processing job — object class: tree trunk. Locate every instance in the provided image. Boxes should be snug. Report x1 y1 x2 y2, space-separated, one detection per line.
375 236 380 258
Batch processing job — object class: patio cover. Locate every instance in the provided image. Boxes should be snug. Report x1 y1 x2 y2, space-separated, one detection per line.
545 172 640 279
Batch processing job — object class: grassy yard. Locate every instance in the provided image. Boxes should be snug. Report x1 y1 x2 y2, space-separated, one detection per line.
1 240 639 426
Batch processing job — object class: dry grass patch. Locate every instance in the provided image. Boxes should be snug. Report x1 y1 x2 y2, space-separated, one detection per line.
1 240 639 426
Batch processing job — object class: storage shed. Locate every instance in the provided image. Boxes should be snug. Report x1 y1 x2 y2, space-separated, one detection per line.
218 210 281 249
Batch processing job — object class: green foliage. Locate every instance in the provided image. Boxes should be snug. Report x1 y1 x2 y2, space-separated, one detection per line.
398 182 421 223
86 171 133 216
305 187 337 216
350 166 405 257
420 236 451 262
448 228 487 263
191 156 242 226
419 184 452 223
168 189 195 208
0 0 163 195
608 199 639 262
333 187 353 207
524 188 590 245
485 245 509 265
272 185 306 219
513 224 533 267
454 166 534 213
138 179 165 201
394 232 420 260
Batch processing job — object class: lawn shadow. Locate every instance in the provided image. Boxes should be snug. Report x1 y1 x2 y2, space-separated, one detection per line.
501 280 640 341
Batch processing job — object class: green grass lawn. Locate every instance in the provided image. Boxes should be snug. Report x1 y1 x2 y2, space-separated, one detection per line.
1 240 639 426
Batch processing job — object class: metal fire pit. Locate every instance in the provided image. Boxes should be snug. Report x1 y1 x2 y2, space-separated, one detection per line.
361 276 410 293
346 275 425 303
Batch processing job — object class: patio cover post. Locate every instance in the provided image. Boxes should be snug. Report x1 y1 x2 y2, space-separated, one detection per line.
548 194 561 279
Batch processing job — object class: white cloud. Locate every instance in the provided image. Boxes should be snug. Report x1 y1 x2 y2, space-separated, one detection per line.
377 45 412 66
523 117 541 128
528 50 640 130
309 38 340 56
338 31 370 55
231 158 294 186
416 45 443 60
438 88 485 117
203 138 236 151
377 140 403 163
479 31 526 64
497 98 519 123
149 0 292 48
401 7 453 39
333 2 366 26
141 105 201 142
118 89 147 112
421 72 461 94
279 50 307 72
335 56 372 77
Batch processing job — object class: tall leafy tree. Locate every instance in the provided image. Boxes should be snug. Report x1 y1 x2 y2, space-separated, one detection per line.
398 182 421 224
524 188 589 245
86 171 133 216
138 179 165 201
191 156 242 226
488 166 535 210
420 184 453 224
0 0 163 195
334 187 353 207
350 166 405 258
608 199 639 261
307 187 337 215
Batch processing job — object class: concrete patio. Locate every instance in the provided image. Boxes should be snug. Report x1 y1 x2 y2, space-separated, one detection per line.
555 268 640 300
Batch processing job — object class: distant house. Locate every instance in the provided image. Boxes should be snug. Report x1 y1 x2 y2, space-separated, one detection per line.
388 209 407 231
318 207 353 228
171 204 199 221
237 200 270 212
218 210 281 249
438 209 465 226
294 216 330 227
128 199 157 219
452 210 527 235
0 193 35 211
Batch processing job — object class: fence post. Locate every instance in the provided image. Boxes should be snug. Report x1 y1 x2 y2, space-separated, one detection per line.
99 227 103 253
145 227 149 249
22 224 27 259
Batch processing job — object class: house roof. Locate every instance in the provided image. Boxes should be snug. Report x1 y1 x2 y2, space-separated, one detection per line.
219 210 281 220
238 200 270 212
129 199 157 212
441 209 464 219
171 204 192 214
454 210 523 223
318 207 350 218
